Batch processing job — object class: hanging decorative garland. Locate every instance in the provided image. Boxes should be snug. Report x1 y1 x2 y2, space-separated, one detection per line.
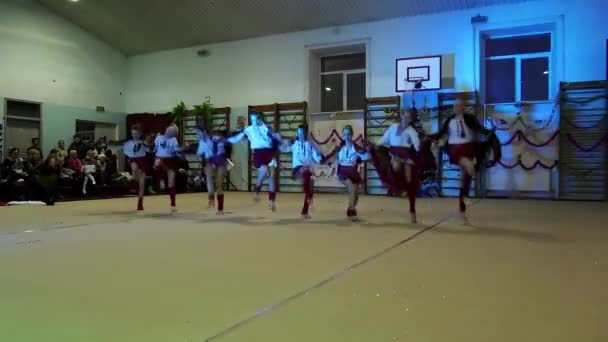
498 130 560 147
489 105 558 132
496 158 558 171
310 129 365 146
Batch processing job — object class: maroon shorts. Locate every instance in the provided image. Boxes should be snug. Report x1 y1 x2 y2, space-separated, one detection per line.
337 165 363 184
155 157 179 172
206 155 228 168
448 143 475 165
389 146 414 162
253 148 277 169
129 157 150 175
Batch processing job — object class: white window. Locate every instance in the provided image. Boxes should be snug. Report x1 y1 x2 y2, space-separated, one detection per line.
483 33 552 104
320 53 366 112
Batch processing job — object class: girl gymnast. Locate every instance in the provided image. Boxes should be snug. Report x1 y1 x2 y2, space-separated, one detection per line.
227 112 282 211
325 125 369 220
370 109 422 223
119 124 151 211
195 122 232 215
281 125 322 219
154 124 184 213
428 95 500 224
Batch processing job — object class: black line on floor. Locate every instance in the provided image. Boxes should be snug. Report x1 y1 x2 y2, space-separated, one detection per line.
203 200 481 341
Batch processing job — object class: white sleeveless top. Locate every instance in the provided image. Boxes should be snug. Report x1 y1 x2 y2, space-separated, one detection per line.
123 139 148 158
154 135 181 158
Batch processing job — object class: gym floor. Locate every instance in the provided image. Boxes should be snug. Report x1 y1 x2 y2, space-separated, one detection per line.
0 193 606 342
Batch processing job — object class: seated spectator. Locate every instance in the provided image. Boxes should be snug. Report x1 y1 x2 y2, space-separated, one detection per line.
96 154 110 186
56 140 68 166
47 148 59 160
24 149 44 200
82 151 97 195
68 135 87 160
0 161 9 202
96 137 108 155
27 137 42 156
66 150 82 173
104 149 119 179
24 149 43 178
1 148 28 200
87 141 98 159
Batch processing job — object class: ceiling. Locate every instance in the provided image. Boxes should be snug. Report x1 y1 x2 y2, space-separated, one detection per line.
39 0 531 56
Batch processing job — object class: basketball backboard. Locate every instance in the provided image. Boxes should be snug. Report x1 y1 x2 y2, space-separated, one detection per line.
396 55 442 92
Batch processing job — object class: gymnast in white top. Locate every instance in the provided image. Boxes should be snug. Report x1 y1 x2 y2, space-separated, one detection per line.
376 113 421 162
195 125 231 214
372 109 424 223
325 125 369 220
227 112 282 211
109 124 152 211
429 95 494 223
124 124 151 211
280 125 322 219
154 124 183 212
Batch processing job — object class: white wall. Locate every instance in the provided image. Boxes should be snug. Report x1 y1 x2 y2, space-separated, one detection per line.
0 0 127 112
126 0 608 114
125 0 607 192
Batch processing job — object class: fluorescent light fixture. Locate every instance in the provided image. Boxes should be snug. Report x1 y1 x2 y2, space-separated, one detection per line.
325 87 332 91
543 71 549 74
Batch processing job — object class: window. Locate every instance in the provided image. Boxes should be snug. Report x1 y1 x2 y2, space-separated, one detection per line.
75 120 117 144
484 33 551 103
75 121 96 144
5 100 41 158
320 53 366 112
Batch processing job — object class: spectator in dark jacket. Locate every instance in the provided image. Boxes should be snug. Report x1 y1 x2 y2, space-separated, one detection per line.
104 150 118 179
68 135 88 159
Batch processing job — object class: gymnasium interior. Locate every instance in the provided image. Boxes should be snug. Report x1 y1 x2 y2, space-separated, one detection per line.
1 0 606 341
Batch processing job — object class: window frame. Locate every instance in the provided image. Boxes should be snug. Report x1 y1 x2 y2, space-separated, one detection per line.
482 31 553 105
320 66 367 112
4 98 43 158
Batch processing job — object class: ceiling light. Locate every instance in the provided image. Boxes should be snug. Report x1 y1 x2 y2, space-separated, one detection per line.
543 71 549 74
69 0 79 2
325 87 332 91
